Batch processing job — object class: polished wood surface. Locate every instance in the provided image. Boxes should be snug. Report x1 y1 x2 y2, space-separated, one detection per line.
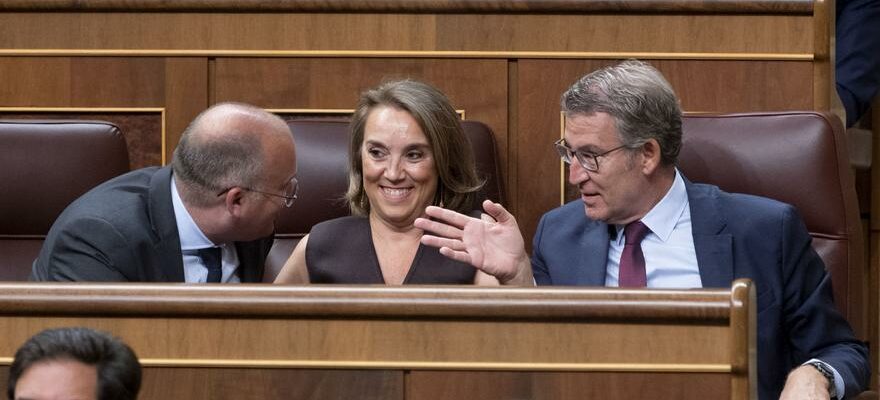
0 283 734 319
406 371 731 399
0 14 813 55
0 0 814 13
0 281 756 399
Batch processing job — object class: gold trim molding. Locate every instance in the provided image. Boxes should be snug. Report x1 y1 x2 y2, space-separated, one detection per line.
0 49 814 61
0 357 731 372
270 108 466 119
0 107 167 164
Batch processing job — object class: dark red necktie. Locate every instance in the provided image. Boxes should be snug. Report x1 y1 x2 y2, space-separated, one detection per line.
619 221 650 287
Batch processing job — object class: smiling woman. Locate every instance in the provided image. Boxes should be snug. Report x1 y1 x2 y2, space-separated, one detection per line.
274 80 499 285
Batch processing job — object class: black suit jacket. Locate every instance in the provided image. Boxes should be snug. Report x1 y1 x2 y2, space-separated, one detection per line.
31 166 272 282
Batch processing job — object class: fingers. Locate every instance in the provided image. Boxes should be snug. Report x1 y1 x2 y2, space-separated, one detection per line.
414 217 463 239
423 206 474 229
438 247 472 265
420 234 465 251
482 200 516 225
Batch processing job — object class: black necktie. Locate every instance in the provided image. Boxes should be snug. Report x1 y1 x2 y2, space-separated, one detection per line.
198 247 222 283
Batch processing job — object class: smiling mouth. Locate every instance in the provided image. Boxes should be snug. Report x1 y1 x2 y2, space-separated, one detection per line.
381 186 413 199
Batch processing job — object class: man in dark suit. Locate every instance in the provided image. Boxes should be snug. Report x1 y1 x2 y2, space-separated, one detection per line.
416 60 870 399
31 102 297 283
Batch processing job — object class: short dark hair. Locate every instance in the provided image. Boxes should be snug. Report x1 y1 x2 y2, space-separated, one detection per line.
8 327 142 400
347 79 484 215
561 59 683 165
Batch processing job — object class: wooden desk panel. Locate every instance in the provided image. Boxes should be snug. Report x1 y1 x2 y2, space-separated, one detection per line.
0 282 755 400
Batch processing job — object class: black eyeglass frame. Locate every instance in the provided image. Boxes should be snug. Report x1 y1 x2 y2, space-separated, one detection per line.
554 138 629 173
216 176 299 208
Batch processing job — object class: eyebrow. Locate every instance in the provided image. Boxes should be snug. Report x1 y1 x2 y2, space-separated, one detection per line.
404 143 431 151
364 140 431 151
564 140 602 154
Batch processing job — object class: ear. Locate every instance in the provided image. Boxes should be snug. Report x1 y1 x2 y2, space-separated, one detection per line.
639 139 663 175
222 187 248 218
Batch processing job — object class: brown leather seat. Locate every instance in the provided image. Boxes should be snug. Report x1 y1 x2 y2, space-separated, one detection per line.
678 111 865 337
0 120 130 281
263 119 504 282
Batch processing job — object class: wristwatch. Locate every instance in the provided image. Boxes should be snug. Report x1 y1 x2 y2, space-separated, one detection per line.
807 361 838 398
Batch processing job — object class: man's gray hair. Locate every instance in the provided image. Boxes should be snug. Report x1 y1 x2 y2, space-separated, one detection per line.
171 102 282 206
561 59 682 165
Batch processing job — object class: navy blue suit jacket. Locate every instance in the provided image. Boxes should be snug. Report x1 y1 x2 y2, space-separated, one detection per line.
532 179 869 399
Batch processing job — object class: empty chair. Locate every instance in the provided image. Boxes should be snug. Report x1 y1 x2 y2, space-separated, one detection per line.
677 111 865 337
0 120 129 281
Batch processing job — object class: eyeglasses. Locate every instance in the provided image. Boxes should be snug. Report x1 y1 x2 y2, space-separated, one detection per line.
554 138 628 172
216 176 299 208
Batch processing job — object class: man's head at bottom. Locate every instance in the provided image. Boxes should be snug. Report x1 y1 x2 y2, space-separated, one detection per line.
7 327 141 400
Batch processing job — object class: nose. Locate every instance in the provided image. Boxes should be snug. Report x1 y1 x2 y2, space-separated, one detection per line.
383 156 404 181
568 160 590 185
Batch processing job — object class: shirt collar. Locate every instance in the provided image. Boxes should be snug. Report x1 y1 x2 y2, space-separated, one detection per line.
613 168 688 243
171 176 216 251
640 168 688 242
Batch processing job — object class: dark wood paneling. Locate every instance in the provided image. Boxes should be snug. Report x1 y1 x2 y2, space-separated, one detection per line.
141 369 403 400
0 57 170 167
164 57 209 161
0 57 165 108
0 366 403 400
69 58 164 106
1 367 733 400
0 0 814 14
0 283 754 400
0 57 72 104
407 371 730 400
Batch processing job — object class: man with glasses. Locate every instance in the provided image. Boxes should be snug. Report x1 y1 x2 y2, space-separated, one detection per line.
416 60 869 399
32 102 297 283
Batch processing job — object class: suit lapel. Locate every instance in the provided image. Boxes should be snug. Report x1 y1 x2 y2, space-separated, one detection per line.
147 166 185 282
578 220 610 285
685 179 734 288
236 241 265 283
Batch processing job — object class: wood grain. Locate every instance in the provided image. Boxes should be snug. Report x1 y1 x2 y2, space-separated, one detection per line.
0 0 814 14
0 13 812 55
406 371 730 400
164 58 208 164
0 282 754 399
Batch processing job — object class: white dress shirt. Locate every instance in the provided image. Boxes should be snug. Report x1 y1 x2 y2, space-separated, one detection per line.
171 177 241 283
606 169 701 288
